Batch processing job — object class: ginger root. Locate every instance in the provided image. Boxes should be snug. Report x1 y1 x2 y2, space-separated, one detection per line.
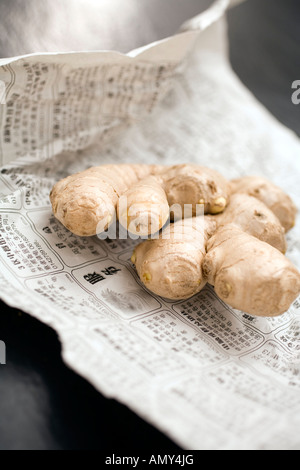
158 164 230 216
118 164 230 236
202 224 300 317
132 217 216 300
118 175 170 237
230 175 297 232
129 172 300 317
50 163 300 317
215 192 287 253
50 164 155 236
50 163 230 237
134 216 300 316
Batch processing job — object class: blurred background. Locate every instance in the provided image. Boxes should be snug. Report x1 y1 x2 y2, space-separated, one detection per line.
0 0 299 450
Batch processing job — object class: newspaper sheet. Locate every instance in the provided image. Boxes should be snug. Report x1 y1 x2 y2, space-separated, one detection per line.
0 0 300 450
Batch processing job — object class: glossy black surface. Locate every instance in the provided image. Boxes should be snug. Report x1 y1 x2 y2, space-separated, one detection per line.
0 0 299 450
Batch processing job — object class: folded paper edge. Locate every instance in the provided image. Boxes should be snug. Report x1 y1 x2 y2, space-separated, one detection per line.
0 0 246 67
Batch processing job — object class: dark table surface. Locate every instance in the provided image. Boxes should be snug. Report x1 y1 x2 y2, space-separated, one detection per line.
0 0 299 450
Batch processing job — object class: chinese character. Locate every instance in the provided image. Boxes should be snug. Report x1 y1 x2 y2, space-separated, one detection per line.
56 243 66 249
101 266 121 276
84 272 105 285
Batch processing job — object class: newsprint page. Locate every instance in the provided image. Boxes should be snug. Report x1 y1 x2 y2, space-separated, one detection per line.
0 0 300 450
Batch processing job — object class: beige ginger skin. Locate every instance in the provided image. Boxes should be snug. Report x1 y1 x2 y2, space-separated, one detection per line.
118 164 230 236
134 218 300 316
118 175 170 237
50 163 300 317
50 164 156 236
158 164 230 216
215 192 287 253
202 224 300 317
132 217 216 300
129 172 300 317
230 175 297 232
50 163 231 237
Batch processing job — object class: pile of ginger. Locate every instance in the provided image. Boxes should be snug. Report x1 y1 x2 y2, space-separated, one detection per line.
50 163 300 317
